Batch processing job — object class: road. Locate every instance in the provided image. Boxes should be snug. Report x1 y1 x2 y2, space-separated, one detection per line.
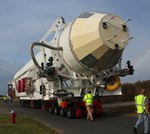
1 101 146 134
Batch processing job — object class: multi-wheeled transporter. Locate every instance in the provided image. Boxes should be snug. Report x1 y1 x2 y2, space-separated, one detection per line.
8 12 134 118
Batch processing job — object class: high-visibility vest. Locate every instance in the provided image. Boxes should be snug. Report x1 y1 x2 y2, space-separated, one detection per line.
83 93 93 106
135 95 146 114
58 98 62 107
3 96 7 100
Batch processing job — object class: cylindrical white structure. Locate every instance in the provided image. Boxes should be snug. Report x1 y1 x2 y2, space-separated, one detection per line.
59 12 130 75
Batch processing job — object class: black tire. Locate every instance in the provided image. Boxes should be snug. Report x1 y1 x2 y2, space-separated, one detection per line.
49 102 55 114
67 107 76 119
54 107 60 115
49 106 54 114
60 109 66 117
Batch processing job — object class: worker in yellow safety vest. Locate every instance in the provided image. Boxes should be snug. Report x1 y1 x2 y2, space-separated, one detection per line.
83 91 93 121
133 89 150 134
3 96 8 103
58 97 62 107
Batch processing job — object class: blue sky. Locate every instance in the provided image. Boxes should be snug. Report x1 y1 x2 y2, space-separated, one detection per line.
0 0 150 94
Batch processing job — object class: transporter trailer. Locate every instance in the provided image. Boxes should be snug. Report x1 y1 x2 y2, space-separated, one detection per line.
8 12 134 118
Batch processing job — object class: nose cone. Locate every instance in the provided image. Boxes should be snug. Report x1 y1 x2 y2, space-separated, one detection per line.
70 12 130 70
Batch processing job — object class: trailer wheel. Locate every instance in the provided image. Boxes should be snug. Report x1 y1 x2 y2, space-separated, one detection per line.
54 107 60 115
49 107 54 114
67 107 76 119
60 109 66 117
49 102 56 114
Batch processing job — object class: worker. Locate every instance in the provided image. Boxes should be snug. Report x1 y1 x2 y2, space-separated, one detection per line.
133 88 150 134
58 97 62 107
83 91 93 121
3 96 7 103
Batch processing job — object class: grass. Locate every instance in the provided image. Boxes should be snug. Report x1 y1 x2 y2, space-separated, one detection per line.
0 114 59 134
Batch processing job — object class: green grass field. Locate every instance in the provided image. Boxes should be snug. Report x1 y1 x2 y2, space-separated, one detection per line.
0 114 59 134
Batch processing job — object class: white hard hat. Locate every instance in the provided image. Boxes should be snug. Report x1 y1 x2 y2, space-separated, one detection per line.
10 110 14 114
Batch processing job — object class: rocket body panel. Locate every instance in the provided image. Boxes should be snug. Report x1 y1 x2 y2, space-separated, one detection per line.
59 12 130 75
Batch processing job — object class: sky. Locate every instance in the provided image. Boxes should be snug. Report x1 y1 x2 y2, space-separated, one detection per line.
0 0 150 94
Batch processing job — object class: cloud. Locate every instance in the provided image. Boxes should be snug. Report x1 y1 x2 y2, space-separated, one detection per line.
122 49 150 83
0 58 23 94
133 49 150 73
122 70 150 83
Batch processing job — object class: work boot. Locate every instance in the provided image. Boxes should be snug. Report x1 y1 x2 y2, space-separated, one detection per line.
133 127 137 134
89 117 93 121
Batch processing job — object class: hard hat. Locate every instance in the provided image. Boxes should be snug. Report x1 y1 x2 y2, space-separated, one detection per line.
10 110 14 114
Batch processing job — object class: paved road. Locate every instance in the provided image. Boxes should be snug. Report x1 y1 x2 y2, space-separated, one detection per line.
1 101 147 134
